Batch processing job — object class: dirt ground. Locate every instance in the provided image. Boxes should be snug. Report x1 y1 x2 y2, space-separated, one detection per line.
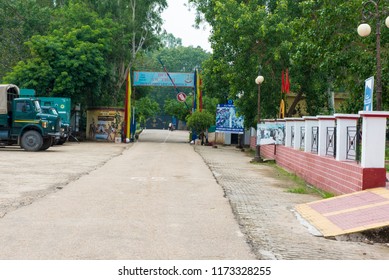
0 142 127 218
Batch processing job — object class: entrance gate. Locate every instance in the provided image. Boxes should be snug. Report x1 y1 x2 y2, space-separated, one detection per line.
123 69 203 140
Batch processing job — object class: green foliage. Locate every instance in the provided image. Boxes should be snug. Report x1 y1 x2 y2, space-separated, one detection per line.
189 0 389 123
0 0 52 78
135 96 160 126
164 97 192 121
4 2 116 107
186 110 214 134
1 0 168 109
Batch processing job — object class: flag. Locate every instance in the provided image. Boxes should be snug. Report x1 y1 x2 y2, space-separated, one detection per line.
197 69 203 112
285 68 290 94
279 99 285 119
281 69 290 94
125 70 132 139
195 69 202 112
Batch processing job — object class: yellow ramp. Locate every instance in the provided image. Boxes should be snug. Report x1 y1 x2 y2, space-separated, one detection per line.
295 188 389 237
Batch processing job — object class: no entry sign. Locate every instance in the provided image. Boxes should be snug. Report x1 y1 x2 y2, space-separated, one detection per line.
177 92 187 102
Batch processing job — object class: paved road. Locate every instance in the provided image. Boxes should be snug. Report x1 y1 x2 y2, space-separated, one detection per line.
0 130 254 259
1 129 388 260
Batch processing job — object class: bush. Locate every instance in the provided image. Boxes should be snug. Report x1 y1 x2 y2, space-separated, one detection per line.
186 111 214 135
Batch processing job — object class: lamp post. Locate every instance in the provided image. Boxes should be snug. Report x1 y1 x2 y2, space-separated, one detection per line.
357 0 389 111
254 74 264 162
236 91 244 150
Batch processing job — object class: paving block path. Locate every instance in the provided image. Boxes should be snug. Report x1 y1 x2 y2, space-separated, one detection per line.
194 145 389 260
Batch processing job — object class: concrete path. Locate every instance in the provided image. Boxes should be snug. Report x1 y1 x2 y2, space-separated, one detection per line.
0 130 254 259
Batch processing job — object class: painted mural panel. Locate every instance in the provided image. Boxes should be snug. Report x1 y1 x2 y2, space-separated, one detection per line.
257 123 285 145
86 108 124 141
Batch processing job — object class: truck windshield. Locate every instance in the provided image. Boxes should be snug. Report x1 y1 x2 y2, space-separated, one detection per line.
33 100 42 113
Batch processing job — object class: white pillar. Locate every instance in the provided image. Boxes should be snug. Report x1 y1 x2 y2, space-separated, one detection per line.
276 119 286 145
293 119 305 150
303 116 318 153
359 111 389 168
317 116 336 157
334 114 360 161
284 118 295 148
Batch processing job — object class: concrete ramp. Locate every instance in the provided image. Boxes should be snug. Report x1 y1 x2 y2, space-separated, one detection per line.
295 188 389 237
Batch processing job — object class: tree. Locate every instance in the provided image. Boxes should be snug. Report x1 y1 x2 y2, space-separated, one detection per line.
186 110 214 135
3 2 116 108
0 0 52 79
164 96 193 121
135 96 160 127
84 0 168 103
190 0 388 123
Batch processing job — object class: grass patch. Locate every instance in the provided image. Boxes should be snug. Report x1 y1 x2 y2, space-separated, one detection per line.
268 162 334 199
245 148 335 199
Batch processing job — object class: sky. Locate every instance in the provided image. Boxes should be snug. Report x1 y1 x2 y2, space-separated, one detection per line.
161 0 212 52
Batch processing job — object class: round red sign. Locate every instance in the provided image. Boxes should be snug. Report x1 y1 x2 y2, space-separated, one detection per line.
177 92 187 102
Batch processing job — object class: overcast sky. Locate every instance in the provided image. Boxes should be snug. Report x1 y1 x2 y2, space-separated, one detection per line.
161 0 212 52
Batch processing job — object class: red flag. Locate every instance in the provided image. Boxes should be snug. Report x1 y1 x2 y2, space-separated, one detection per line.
281 70 285 93
285 68 290 94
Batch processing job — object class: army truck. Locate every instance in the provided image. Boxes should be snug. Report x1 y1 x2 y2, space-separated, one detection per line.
41 105 70 144
0 84 61 151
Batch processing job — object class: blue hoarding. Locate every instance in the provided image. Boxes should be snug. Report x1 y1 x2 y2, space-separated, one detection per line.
133 71 194 87
364 76 374 111
215 104 244 134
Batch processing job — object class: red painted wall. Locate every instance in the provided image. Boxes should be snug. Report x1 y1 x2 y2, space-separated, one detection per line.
251 136 386 195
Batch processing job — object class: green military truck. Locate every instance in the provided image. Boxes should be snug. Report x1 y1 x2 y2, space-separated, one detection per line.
39 97 71 144
0 84 61 151
20 91 72 145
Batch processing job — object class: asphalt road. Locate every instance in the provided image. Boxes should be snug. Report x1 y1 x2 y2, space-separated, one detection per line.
0 129 254 259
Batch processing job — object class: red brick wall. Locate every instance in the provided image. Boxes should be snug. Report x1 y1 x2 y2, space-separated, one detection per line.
259 143 385 195
250 136 256 150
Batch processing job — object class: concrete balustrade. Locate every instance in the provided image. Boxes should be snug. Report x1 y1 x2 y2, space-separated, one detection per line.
302 116 318 153
317 116 336 157
251 112 389 194
334 114 360 161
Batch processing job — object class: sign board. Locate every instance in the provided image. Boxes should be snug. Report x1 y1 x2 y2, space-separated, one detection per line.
364 76 374 111
215 104 244 134
176 92 187 102
133 71 194 87
256 123 285 146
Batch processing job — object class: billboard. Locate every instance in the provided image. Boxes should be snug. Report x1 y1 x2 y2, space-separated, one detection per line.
364 76 374 111
133 71 194 87
257 123 285 146
215 104 244 134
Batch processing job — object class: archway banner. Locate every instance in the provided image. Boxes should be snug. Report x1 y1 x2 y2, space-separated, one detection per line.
133 71 194 87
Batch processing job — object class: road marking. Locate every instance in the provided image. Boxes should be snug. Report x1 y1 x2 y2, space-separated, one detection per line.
163 131 171 143
130 177 167 182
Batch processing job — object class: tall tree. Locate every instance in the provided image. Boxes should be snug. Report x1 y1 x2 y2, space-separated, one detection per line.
189 0 388 126
3 2 117 107
0 0 52 79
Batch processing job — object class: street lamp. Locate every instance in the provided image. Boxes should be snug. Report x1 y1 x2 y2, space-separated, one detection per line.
254 74 264 162
357 0 389 111
236 91 244 150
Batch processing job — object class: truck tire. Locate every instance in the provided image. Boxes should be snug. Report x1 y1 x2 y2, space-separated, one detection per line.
21 130 43 151
40 137 53 151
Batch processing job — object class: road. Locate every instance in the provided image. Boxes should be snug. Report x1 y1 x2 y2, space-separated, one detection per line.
0 129 254 259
